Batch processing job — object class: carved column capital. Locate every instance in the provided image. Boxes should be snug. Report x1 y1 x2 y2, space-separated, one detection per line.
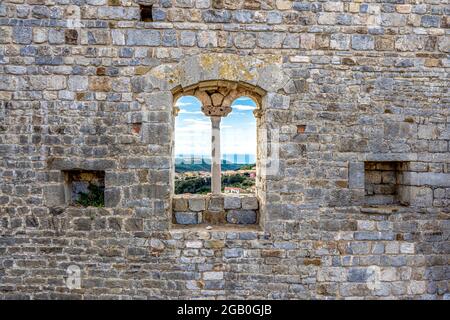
201 105 232 117
253 108 263 118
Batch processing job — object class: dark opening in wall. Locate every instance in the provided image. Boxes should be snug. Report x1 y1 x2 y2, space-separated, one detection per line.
140 5 153 22
63 170 105 207
297 125 306 133
364 161 408 206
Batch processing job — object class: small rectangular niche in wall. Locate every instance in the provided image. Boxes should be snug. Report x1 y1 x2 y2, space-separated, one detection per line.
139 5 153 22
63 170 105 207
364 161 408 206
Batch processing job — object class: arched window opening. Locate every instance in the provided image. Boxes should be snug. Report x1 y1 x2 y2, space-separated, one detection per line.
221 97 257 195
171 80 266 227
174 96 211 195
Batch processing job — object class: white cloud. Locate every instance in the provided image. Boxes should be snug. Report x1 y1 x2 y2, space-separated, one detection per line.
178 108 203 114
234 96 255 103
180 118 210 127
175 101 195 107
232 104 256 111
175 113 256 156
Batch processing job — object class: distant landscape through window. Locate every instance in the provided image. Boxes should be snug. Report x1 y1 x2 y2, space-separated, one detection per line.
174 96 257 195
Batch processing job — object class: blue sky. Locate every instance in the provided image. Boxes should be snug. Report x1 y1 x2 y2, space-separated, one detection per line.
175 96 257 160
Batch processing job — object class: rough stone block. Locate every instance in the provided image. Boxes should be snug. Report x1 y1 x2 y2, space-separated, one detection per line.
208 196 224 211
421 15 440 28
349 162 365 189
347 268 370 282
188 197 206 211
68 76 88 92
0 27 12 44
203 211 226 224
73 218 92 231
400 242 415 254
257 32 284 48
124 218 143 231
234 33 256 49
111 30 125 45
330 33 350 50
203 271 223 280
48 29 65 44
399 186 433 207
197 31 217 48
180 31 196 46
233 11 253 23
173 197 188 211
352 35 374 50
104 188 121 207
226 210 257 224
13 26 32 44
375 35 394 51
175 211 199 224
126 30 160 46
44 184 66 207
241 196 258 210
224 196 241 209
202 10 231 23
162 30 177 46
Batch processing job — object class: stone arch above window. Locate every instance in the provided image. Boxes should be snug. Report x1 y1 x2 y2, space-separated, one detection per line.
172 80 266 118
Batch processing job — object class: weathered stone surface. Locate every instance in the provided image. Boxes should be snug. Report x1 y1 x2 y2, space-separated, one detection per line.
226 210 257 224
124 218 143 231
257 32 284 48
402 172 450 188
0 27 12 44
173 197 188 211
208 196 224 212
43 184 66 206
352 35 374 50
49 29 65 44
126 30 160 46
241 196 258 210
330 34 350 50
197 31 217 48
224 196 241 209
349 162 364 189
175 211 200 224
104 188 121 207
203 210 226 224
421 15 440 28
13 26 32 44
234 33 256 49
180 31 196 46
189 197 206 211
399 186 433 207
203 10 231 23
68 76 89 92
0 0 448 301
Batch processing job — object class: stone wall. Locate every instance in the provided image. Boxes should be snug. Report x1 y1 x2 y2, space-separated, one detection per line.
364 161 405 206
362 161 450 208
173 194 259 225
0 0 449 299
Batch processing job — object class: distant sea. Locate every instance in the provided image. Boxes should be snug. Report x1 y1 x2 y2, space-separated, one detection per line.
176 154 256 165
175 154 256 173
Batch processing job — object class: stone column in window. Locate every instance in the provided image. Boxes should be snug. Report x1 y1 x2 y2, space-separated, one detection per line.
211 116 221 194
201 103 232 195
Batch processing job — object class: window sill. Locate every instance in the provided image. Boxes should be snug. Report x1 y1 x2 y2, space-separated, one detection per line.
170 223 263 233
